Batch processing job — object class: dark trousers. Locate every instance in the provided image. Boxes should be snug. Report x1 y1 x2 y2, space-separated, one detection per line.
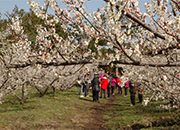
100 89 106 98
130 95 136 105
111 86 115 94
124 87 128 96
118 86 122 95
107 87 111 98
138 94 143 103
93 90 99 102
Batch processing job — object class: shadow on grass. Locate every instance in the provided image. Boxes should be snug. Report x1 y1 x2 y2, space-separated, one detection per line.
112 102 131 107
78 97 93 102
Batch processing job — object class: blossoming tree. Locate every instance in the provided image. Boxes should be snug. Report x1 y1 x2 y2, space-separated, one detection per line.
0 0 180 107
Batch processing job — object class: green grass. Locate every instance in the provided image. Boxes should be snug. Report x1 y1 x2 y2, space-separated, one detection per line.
0 87 95 129
103 91 180 130
0 87 179 130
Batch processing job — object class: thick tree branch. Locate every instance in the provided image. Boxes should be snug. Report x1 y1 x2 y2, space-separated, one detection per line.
113 60 180 67
5 58 180 69
99 60 180 67
104 0 180 43
171 0 180 12
125 11 166 40
5 60 92 68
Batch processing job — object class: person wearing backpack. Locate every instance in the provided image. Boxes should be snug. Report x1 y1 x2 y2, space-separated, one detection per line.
92 74 100 103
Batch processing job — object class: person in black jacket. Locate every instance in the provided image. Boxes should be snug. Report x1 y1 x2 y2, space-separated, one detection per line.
129 80 137 106
107 74 111 99
91 74 100 103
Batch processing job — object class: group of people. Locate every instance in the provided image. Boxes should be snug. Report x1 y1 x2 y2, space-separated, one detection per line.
91 73 131 103
129 81 145 106
76 70 145 106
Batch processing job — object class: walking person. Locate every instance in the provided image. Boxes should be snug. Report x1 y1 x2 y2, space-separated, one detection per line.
100 75 109 99
116 77 122 95
111 75 116 95
107 74 111 99
77 71 85 97
129 80 137 106
138 85 144 103
77 77 84 97
99 68 105 80
92 74 100 103
84 72 91 97
84 78 91 97
124 80 129 97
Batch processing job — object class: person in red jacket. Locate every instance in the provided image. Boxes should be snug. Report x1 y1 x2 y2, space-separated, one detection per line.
100 75 109 99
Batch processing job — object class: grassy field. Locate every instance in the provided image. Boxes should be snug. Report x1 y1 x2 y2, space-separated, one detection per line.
0 87 179 130
103 93 180 130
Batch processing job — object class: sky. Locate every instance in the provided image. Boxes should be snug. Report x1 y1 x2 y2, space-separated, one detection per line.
0 0 150 19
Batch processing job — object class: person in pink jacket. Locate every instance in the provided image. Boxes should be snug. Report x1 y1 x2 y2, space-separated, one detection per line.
111 75 117 95
124 80 129 97
100 75 109 99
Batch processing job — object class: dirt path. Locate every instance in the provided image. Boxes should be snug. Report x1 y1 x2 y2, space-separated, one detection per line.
82 96 115 130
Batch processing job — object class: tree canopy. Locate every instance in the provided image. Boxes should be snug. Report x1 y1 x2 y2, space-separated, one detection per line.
0 0 179 107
